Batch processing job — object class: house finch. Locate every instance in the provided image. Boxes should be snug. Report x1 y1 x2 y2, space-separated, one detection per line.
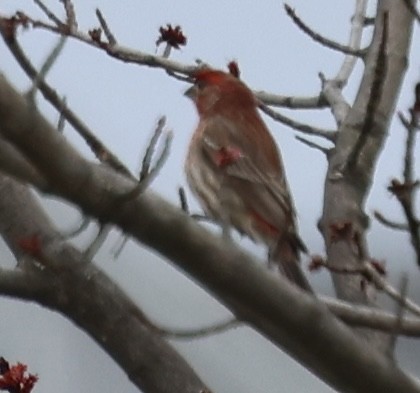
184 69 312 292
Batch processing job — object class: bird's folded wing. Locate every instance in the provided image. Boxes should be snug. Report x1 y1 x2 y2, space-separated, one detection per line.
199 116 297 221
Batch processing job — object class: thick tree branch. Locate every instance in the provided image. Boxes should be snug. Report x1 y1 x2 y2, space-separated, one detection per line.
320 0 414 353
0 175 208 393
0 136 47 187
0 75 419 393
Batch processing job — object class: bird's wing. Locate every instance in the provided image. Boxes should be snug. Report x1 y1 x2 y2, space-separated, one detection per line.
199 115 297 229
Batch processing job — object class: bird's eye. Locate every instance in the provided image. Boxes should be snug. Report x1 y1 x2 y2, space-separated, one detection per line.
196 80 206 90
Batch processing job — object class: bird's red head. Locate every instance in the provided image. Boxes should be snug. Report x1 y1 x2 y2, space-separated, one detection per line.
185 69 256 117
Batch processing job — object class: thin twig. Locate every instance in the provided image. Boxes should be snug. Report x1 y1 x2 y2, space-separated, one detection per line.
259 103 336 141
61 215 91 238
9 14 197 76
26 35 67 103
363 262 420 317
295 136 329 155
95 9 117 45
388 274 408 352
190 213 214 223
321 295 420 337
140 117 166 182
284 3 364 57
400 112 416 185
155 317 240 340
119 125 173 201
111 233 130 259
178 186 189 213
373 210 409 231
138 130 173 190
57 96 67 132
2 11 332 115
335 0 369 84
33 0 62 26
395 111 420 265
317 0 368 126
83 224 112 261
314 258 420 317
178 187 215 223
60 0 77 30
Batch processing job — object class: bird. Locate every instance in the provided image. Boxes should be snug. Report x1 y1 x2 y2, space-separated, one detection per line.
184 68 312 292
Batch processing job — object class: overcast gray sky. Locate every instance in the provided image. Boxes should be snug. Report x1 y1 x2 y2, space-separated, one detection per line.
1 1 420 392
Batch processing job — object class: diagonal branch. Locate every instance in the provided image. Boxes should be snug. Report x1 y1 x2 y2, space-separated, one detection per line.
284 3 365 57
402 0 420 23
335 0 369 84
259 103 336 141
373 210 410 231
33 0 62 26
1 74 420 393
0 22 133 179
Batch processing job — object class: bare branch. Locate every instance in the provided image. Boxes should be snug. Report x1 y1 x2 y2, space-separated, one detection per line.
56 95 67 132
345 11 389 172
61 215 91 238
95 8 117 45
60 0 77 30
111 233 130 259
5 13 197 75
33 0 62 26
322 296 420 337
335 0 369 84
259 103 336 141
320 0 368 126
26 35 67 103
373 210 410 231
0 23 134 179
0 175 209 393
120 120 173 201
400 112 416 185
364 262 420 317
318 72 351 127
83 224 112 261
386 111 420 266
178 186 189 213
313 257 420 317
140 117 166 182
2 75 420 392
156 317 241 340
295 135 329 155
402 0 420 23
284 3 365 57
388 274 409 352
254 91 328 109
0 136 47 188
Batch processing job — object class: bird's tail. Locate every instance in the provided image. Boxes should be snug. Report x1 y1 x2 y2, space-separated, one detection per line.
270 235 313 293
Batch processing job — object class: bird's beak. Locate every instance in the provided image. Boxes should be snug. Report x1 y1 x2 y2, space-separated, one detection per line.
184 84 198 100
